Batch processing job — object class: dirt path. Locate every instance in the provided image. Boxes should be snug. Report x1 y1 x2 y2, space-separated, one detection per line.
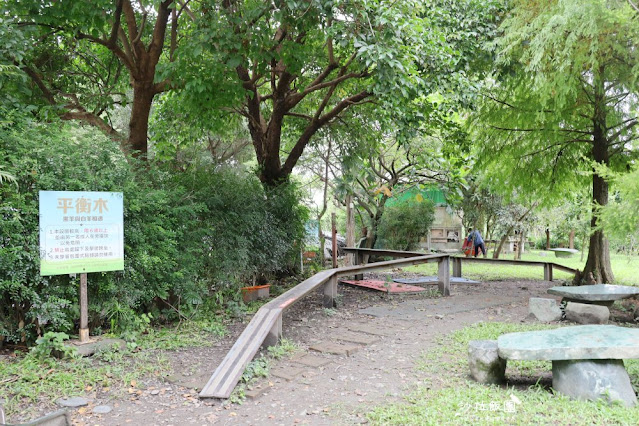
65 277 587 425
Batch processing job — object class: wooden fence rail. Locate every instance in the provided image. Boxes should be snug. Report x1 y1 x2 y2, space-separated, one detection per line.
199 252 449 399
450 256 577 281
199 248 577 399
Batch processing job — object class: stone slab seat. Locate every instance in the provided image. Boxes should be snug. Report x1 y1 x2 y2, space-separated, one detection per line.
547 284 639 307
548 248 579 258
496 325 639 407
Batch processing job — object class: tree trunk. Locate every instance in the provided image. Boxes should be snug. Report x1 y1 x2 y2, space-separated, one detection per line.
346 195 355 266
515 229 525 260
582 171 614 282
361 201 386 264
493 230 510 258
316 141 331 265
128 83 156 157
545 228 550 250
582 75 614 284
318 224 325 265
569 229 575 249
494 204 537 259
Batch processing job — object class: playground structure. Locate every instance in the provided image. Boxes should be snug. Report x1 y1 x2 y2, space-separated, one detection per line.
199 248 577 399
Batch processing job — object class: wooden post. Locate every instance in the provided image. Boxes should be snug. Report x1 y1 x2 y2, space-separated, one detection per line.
331 213 337 268
438 256 451 296
354 250 364 280
345 196 354 266
263 313 282 348
323 275 338 308
544 263 553 281
79 273 89 342
452 257 462 277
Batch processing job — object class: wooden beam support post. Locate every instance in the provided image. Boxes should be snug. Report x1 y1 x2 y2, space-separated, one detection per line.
452 257 462 277
353 249 364 280
79 273 89 342
323 275 338 308
262 312 282 348
438 256 451 296
544 263 553 281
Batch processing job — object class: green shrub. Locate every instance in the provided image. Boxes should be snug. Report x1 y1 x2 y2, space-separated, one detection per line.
377 200 435 250
0 117 307 345
532 235 582 251
30 332 77 360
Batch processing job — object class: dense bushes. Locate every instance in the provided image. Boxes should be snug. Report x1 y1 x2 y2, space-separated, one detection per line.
0 119 307 345
377 200 435 250
532 235 582 251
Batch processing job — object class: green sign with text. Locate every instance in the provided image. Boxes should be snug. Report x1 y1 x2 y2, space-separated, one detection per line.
39 191 124 276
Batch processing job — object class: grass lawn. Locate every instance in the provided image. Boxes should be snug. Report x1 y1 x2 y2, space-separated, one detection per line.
369 250 639 424
402 249 639 285
367 322 639 425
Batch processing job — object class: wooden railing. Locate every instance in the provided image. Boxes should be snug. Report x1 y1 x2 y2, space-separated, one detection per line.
199 251 450 399
199 248 578 400
449 256 577 281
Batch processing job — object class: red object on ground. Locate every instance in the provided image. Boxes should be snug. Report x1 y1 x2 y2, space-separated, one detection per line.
340 279 426 294
241 284 271 303
462 239 473 256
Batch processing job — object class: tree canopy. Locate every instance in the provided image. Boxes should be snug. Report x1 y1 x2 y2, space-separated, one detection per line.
472 0 639 282
165 0 503 185
3 0 180 155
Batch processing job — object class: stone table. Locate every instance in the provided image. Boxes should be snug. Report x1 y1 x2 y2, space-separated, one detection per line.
497 325 639 406
547 284 639 307
548 248 579 258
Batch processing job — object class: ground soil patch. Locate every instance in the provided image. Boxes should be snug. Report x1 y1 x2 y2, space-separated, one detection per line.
6 273 637 425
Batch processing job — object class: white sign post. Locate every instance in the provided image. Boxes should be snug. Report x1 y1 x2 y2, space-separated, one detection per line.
39 191 124 342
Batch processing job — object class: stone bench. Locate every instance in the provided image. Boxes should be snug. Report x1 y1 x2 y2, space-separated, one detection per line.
501 326 639 406
469 325 639 406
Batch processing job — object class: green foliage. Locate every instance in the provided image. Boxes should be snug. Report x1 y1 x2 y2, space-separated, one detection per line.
0 341 170 420
377 200 435 250
138 320 227 351
597 164 639 241
368 321 639 425
473 0 639 204
103 301 152 340
230 338 298 404
532 236 581 252
0 163 16 186
176 166 309 287
242 357 270 384
29 332 77 360
164 0 506 185
0 117 307 345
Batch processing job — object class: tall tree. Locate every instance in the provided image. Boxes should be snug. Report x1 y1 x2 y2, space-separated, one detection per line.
173 0 503 186
4 0 181 156
336 130 459 250
473 0 639 282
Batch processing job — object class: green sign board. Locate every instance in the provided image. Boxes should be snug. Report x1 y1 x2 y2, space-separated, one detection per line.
39 191 124 276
